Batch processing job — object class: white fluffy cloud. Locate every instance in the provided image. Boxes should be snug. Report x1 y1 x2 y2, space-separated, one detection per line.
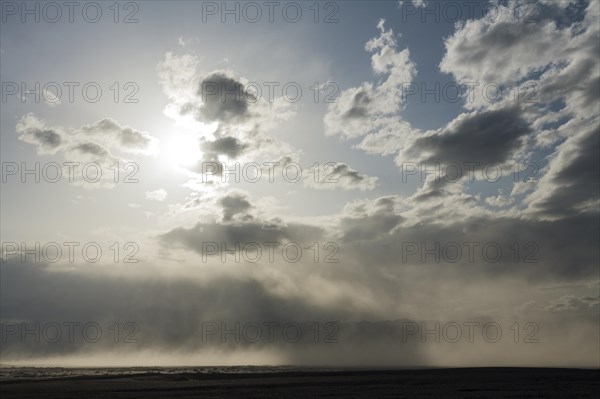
16 113 158 160
324 19 417 139
146 189 168 202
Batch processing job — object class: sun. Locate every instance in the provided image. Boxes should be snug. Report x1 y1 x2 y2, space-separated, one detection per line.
164 133 203 169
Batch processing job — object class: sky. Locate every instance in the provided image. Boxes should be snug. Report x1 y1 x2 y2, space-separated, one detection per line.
0 0 599 367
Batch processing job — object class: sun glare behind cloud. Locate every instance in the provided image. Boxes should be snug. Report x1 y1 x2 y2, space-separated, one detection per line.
164 131 203 169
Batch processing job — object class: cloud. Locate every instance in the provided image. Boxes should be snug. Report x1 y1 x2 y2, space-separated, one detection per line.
16 113 64 154
160 221 324 256
337 196 404 242
545 295 600 313
78 118 158 155
219 191 253 222
324 20 541 202
159 191 326 256
146 189 168 202
16 113 159 161
404 107 531 168
356 106 533 200
439 3 569 84
304 163 378 191
14 114 159 189
439 0 598 112
434 0 598 219
331 194 599 281
157 52 200 101
330 4 598 221
177 36 191 47
158 54 295 131
399 0 426 7
485 193 514 208
64 142 121 166
157 53 297 179
193 72 256 123
355 119 418 156
516 295 599 319
201 135 249 160
396 106 533 202
324 19 417 139
525 120 599 219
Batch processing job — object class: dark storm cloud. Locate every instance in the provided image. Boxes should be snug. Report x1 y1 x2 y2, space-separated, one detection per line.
336 206 599 281
160 191 325 254
340 213 402 242
407 107 531 168
196 72 257 123
395 107 532 199
527 123 600 218
338 198 403 242
219 192 253 222
201 136 249 159
160 221 325 256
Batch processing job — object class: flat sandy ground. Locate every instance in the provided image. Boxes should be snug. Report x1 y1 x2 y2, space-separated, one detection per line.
1 367 598 398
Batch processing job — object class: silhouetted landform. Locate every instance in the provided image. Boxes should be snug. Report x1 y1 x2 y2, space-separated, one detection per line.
1 367 599 398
